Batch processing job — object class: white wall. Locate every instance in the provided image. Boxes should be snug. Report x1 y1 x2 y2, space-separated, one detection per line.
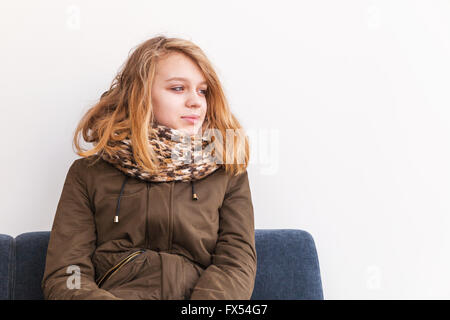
1 0 449 299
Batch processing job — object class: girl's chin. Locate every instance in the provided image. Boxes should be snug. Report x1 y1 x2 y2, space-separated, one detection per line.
178 124 203 136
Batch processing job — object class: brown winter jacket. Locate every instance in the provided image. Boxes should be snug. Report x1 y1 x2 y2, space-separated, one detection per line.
41 156 257 300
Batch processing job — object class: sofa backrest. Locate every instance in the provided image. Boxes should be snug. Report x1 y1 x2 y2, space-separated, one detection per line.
0 229 323 300
0 234 14 300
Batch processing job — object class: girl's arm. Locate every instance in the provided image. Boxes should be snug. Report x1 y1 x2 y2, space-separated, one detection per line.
41 160 121 300
189 170 257 300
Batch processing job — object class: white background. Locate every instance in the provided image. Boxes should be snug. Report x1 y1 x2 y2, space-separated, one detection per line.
1 0 449 299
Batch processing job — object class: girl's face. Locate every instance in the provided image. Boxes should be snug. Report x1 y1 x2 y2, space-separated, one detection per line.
151 52 208 136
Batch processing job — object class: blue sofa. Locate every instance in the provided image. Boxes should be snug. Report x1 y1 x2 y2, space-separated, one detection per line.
0 229 323 300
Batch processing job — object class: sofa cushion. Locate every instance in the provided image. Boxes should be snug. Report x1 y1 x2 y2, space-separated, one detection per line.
14 232 50 300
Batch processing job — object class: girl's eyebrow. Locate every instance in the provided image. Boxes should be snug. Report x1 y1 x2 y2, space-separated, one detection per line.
165 76 207 85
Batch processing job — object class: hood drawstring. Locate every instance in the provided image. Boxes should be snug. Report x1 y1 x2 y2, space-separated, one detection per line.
114 175 198 223
191 160 198 200
191 180 198 200
114 175 129 223
190 149 198 200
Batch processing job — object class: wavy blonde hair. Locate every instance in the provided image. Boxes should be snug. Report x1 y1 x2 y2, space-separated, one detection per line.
73 35 250 176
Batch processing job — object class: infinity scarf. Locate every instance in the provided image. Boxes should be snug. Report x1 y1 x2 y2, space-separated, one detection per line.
100 124 222 184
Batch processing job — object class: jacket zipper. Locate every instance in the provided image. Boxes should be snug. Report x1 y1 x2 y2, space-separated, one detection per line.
146 182 150 249
168 181 174 252
96 250 145 288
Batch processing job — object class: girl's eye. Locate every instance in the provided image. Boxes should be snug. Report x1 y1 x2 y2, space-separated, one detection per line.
171 87 207 95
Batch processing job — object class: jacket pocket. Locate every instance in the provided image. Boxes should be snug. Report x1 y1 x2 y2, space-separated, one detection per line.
96 250 145 288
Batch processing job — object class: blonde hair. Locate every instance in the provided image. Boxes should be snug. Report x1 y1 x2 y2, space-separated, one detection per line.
73 35 250 176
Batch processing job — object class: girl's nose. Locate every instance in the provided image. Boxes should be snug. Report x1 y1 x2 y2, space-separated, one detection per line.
186 93 202 108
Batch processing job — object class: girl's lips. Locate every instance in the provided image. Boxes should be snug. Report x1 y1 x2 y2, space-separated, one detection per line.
181 117 199 124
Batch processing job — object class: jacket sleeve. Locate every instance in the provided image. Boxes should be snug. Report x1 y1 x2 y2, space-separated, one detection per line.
41 159 122 300
189 170 257 300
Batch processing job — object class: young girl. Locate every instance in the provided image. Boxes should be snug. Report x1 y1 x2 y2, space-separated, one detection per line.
41 36 257 300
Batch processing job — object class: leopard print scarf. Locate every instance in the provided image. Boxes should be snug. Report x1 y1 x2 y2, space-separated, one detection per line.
100 123 222 184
